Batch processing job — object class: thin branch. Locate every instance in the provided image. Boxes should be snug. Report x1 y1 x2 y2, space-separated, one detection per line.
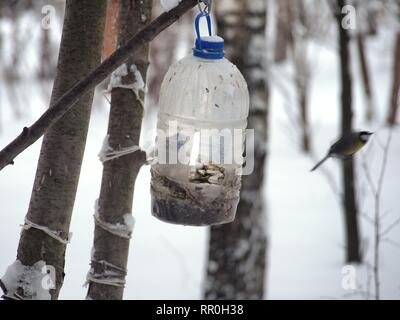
376 129 392 197
382 237 400 250
361 156 377 195
361 128 393 300
361 212 375 226
0 0 197 171
380 216 400 237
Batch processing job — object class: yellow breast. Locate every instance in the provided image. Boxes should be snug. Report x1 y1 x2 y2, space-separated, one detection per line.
344 140 365 156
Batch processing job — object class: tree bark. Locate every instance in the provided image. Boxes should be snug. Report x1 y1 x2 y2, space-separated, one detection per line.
387 32 400 126
38 27 56 80
8 0 107 299
147 0 180 101
274 0 293 64
336 0 361 263
292 1 311 154
102 0 120 62
356 32 374 122
205 0 269 299
86 0 151 300
0 0 198 171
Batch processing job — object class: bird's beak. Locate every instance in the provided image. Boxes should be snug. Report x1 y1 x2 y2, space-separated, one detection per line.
368 132 374 135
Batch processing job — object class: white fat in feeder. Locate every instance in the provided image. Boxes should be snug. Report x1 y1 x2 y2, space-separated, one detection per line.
151 12 249 226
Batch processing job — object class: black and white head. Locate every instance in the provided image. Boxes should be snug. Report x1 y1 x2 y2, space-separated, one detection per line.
359 131 373 143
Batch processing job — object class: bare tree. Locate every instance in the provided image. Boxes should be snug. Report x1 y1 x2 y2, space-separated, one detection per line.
356 31 375 122
355 1 376 122
292 0 311 153
147 0 180 102
387 32 400 126
37 26 57 80
362 129 393 300
1 0 107 299
86 0 151 300
335 0 361 263
274 0 293 63
205 0 269 299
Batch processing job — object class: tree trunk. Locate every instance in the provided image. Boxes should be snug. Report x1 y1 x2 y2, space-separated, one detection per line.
387 32 400 126
294 0 311 153
205 0 269 299
102 0 120 62
274 0 293 64
336 0 361 263
38 28 56 80
3 0 107 299
86 0 151 300
356 32 374 122
147 0 180 101
293 38 311 153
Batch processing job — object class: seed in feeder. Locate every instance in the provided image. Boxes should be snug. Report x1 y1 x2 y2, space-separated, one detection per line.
204 163 225 173
208 175 223 184
205 170 221 175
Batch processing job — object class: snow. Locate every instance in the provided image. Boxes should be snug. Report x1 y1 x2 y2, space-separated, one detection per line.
2 260 51 300
93 200 134 239
130 64 145 101
160 0 182 12
123 214 136 233
98 134 142 163
22 217 71 245
107 63 129 92
106 63 145 106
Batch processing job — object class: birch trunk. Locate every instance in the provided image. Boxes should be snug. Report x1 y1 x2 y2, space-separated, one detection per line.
205 0 269 299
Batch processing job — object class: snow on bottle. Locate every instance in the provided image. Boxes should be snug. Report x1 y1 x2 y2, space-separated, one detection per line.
150 12 249 226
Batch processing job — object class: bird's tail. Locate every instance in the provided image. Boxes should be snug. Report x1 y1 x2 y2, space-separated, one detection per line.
310 155 329 172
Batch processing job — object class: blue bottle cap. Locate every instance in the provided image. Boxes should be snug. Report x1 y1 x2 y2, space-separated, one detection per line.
192 13 225 60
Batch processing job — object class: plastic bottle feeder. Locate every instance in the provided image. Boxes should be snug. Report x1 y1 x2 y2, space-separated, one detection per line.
150 12 249 226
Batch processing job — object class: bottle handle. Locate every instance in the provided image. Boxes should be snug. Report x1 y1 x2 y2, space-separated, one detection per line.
195 12 212 50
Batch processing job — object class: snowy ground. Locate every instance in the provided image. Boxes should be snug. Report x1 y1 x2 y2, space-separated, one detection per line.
0 16 399 299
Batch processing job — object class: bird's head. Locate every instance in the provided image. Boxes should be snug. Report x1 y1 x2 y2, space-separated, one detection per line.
359 131 373 143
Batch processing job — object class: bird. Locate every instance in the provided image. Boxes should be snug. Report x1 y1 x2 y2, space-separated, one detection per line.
311 131 373 172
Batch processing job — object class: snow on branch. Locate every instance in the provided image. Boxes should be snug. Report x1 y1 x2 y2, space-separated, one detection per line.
161 0 183 11
98 135 142 163
85 249 127 290
105 63 145 106
93 200 135 239
21 217 72 245
1 260 51 300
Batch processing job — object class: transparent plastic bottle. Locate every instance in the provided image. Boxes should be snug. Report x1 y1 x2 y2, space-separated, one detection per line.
151 13 249 226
